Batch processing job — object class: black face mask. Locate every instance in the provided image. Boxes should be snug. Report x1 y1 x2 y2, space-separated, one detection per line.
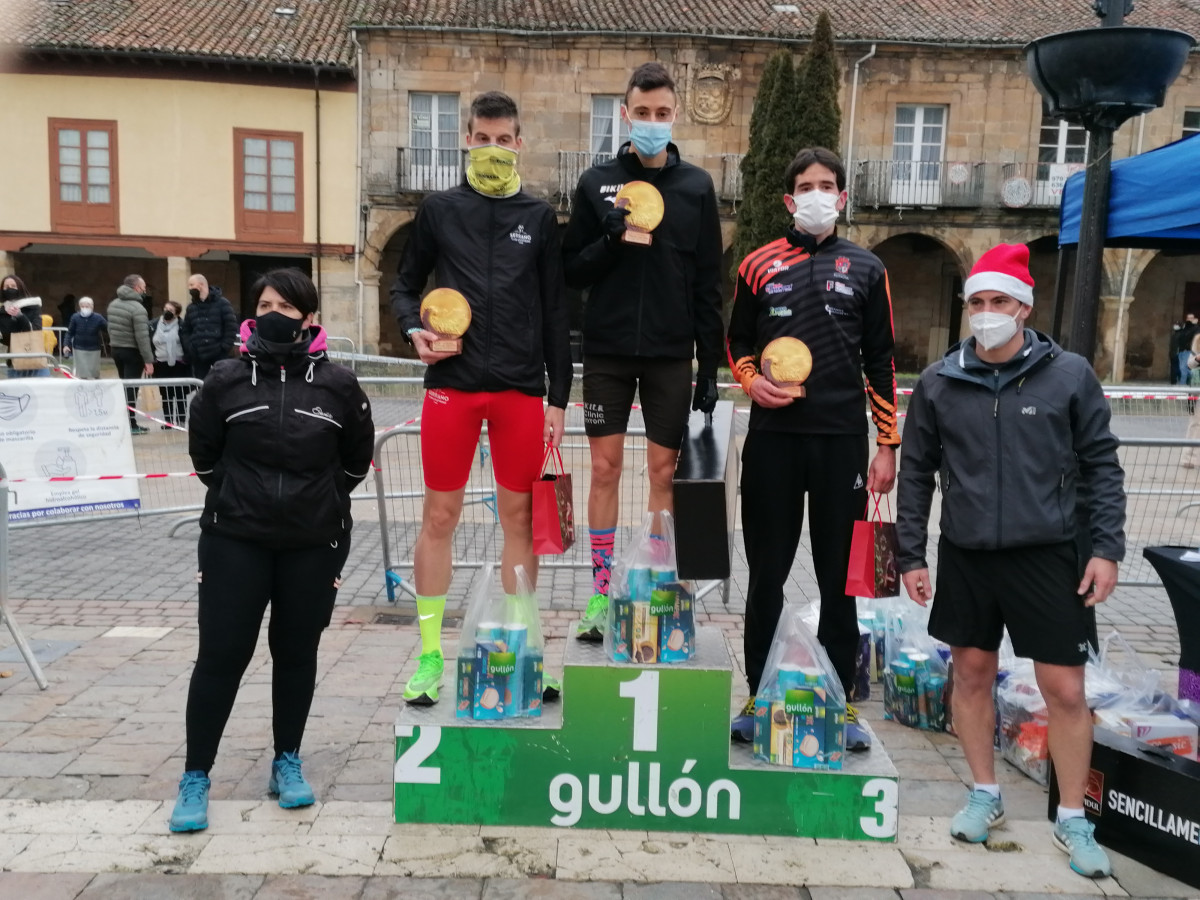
189 289 201 301
1 288 18 301
162 311 176 322
256 311 304 344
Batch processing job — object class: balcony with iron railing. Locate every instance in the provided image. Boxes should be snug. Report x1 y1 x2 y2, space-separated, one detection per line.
395 147 469 193
852 160 1077 211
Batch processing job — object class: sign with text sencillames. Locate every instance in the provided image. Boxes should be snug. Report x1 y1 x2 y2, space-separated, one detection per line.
0 379 139 520
395 627 899 840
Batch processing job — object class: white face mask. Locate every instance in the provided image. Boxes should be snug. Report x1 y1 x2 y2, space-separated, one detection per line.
969 311 1021 351
791 190 841 234
80 308 93 317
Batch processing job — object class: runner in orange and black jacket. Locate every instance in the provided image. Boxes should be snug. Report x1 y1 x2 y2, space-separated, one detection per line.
727 149 899 752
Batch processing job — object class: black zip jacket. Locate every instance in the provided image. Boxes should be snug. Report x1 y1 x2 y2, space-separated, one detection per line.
181 287 237 365
726 229 899 445
896 330 1126 569
391 183 572 409
189 330 375 549
561 143 724 376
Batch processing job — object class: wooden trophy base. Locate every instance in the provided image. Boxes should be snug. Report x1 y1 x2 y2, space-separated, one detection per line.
430 338 462 353
622 228 653 246
779 383 807 398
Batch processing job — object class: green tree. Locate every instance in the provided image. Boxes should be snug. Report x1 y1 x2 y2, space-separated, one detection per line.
732 49 797 275
797 11 842 155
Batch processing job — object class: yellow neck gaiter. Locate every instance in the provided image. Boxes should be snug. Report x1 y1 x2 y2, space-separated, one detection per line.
466 144 521 198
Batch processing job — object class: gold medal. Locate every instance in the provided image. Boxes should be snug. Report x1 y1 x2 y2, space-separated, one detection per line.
420 288 472 353
613 181 665 246
761 337 812 398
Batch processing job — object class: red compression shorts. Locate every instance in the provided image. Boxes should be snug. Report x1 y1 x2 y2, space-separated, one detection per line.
420 387 545 492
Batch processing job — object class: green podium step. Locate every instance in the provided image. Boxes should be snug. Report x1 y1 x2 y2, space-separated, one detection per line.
394 626 898 840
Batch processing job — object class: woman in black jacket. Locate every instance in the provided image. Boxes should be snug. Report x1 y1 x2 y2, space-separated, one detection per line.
170 268 374 833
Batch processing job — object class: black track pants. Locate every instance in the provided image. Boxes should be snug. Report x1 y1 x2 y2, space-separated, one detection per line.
741 431 868 698
184 531 350 773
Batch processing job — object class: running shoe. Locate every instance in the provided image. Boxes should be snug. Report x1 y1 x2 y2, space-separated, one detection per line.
576 593 609 642
845 704 872 751
542 673 562 703
950 789 1006 843
403 649 444 705
168 770 210 833
1054 816 1112 878
731 696 756 743
269 751 315 809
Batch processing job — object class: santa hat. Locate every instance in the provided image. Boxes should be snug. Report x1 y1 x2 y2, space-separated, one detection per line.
963 243 1035 306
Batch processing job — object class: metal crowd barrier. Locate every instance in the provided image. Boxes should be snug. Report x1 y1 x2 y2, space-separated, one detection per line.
1113 438 1200 586
0 460 49 689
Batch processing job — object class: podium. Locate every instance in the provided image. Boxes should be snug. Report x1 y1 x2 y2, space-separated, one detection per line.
395 626 898 840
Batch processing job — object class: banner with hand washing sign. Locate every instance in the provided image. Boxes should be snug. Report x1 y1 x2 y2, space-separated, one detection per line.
0 379 140 520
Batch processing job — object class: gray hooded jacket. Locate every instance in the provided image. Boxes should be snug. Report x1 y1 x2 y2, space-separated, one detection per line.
896 329 1126 571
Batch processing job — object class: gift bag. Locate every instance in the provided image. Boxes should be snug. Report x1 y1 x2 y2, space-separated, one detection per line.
138 376 162 414
882 606 948 731
605 510 695 664
9 330 42 370
845 493 899 598
454 564 545 720
532 445 574 555
751 604 847 770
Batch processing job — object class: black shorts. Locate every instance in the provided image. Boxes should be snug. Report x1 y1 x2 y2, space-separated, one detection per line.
929 537 1096 666
582 354 692 449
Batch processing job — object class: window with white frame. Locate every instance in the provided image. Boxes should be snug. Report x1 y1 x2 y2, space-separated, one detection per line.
409 92 461 190
590 95 630 158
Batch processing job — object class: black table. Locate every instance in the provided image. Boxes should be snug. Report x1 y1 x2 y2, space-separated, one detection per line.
1141 547 1200 701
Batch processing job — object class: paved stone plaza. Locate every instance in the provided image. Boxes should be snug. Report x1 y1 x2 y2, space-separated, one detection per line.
0 507 1194 899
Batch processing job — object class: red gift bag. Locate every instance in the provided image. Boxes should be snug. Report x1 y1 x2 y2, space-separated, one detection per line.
845 493 900 598
532 445 575 555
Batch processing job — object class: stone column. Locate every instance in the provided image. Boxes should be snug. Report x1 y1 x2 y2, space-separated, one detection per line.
1096 294 1133 383
361 272 381 356
167 257 192 310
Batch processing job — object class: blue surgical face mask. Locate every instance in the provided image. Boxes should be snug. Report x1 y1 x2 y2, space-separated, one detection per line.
629 120 672 158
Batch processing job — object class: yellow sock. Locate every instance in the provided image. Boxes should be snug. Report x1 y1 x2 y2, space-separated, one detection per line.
415 595 445 654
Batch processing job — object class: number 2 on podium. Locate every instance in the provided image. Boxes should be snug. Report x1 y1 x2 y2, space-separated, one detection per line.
619 671 660 752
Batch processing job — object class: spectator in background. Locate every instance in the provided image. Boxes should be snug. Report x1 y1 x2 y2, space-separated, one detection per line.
151 299 190 429
1 276 49 378
65 297 107 380
107 274 155 433
1178 313 1199 386
181 274 237 381
58 293 77 327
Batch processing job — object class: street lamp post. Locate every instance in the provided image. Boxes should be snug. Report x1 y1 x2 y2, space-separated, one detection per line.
1025 2 1193 364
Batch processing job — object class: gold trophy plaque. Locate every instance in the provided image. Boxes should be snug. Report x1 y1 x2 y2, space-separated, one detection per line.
613 181 665 246
420 288 472 353
761 337 812 398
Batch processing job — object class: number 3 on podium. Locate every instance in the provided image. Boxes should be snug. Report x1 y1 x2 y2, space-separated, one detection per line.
859 777 898 838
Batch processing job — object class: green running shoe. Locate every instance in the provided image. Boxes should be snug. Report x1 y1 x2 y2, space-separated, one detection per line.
542 673 562 703
403 649 444 705
577 593 609 642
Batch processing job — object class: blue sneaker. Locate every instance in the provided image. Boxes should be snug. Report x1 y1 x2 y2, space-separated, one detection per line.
1054 816 1112 878
168 770 210 832
950 789 1006 843
269 751 315 809
731 696 755 743
845 704 872 751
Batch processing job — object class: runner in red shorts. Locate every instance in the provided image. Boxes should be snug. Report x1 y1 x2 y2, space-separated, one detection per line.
391 91 572 706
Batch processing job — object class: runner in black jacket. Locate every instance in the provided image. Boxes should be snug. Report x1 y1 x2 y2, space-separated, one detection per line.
170 268 374 834
727 148 899 752
561 62 724 640
391 91 570 706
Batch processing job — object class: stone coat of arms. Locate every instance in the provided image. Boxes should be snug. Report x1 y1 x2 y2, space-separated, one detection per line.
688 64 735 125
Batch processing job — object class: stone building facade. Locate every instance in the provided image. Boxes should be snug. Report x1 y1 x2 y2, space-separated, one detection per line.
356 13 1200 381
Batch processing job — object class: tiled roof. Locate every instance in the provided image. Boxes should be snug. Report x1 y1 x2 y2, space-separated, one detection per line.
4 0 1198 67
2 0 360 69
354 0 1200 45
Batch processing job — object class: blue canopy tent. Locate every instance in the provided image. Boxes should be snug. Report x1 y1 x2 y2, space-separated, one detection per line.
1059 134 1200 248
1052 135 1200 345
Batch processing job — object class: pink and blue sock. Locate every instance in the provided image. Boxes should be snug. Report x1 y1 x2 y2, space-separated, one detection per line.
590 527 615 596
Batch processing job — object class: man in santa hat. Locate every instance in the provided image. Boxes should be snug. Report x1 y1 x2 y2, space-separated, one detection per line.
896 242 1126 879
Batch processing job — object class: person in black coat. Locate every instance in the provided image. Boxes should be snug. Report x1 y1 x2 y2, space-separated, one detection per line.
169 268 374 833
181 274 237 380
